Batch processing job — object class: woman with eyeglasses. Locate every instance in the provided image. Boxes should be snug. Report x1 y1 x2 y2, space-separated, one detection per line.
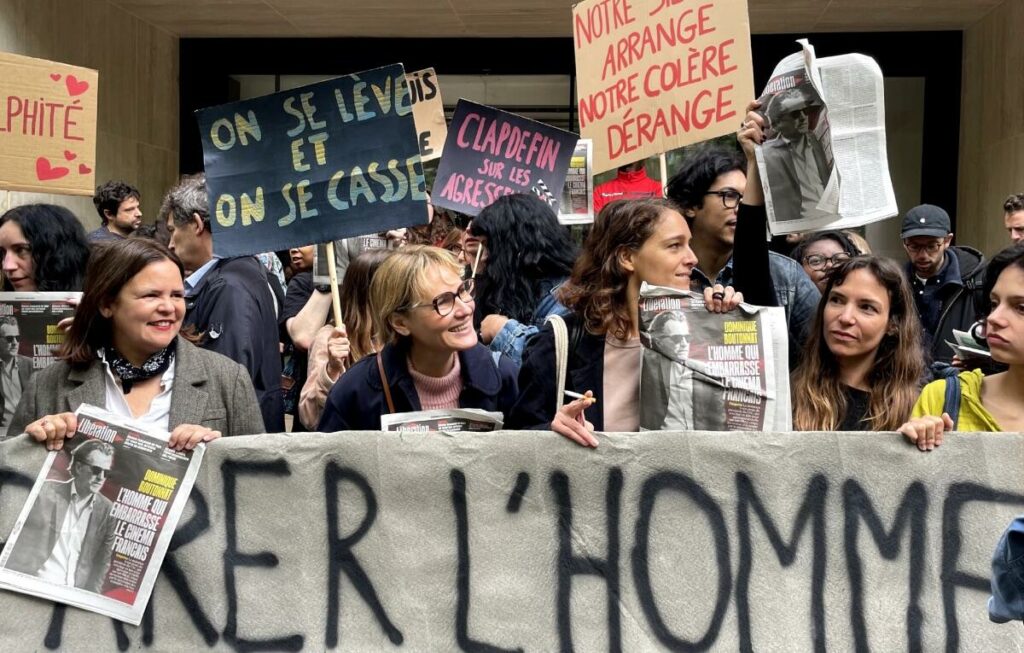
899 243 1024 449
791 256 925 431
317 245 518 431
791 230 862 292
12 239 265 451
467 193 578 366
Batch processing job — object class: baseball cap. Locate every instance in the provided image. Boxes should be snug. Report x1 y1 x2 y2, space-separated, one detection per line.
901 204 952 239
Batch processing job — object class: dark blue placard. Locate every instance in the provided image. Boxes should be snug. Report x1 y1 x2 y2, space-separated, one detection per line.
196 63 428 257
432 100 580 217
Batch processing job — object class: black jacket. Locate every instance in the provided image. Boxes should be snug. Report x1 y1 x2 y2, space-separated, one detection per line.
506 313 608 431
906 245 986 363
185 256 284 432
318 340 519 431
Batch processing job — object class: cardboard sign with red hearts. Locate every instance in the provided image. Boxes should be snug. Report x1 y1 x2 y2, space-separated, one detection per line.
0 52 98 195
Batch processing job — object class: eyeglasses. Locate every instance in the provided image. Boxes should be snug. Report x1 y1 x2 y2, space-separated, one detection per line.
400 278 475 317
705 189 743 209
74 461 109 476
802 253 851 270
445 245 465 256
904 241 945 254
2 335 18 342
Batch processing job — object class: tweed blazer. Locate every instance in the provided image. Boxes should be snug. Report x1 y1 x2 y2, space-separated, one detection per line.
8 337 266 437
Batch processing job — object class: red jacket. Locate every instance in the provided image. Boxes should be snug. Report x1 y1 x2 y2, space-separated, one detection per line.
593 169 664 215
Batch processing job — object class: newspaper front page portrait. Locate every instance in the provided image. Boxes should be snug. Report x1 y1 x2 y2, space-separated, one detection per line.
0 315 34 431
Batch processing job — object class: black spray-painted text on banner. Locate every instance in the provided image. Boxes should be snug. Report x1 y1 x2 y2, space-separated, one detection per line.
432 100 579 217
195 63 427 258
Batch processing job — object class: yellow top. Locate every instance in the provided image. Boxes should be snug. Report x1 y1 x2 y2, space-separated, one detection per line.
911 368 1001 432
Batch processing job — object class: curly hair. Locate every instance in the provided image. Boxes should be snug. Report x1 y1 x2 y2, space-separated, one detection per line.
92 180 140 225
469 193 577 323
0 204 90 291
665 146 745 221
558 198 681 339
791 256 923 431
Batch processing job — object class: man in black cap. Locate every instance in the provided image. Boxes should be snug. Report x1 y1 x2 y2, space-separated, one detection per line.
901 204 986 363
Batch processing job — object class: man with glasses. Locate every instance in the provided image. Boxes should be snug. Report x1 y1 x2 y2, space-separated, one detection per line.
666 147 820 369
901 204 987 363
3 440 117 593
0 316 33 431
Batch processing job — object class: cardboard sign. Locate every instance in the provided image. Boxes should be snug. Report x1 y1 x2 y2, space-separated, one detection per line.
558 139 594 225
0 53 97 195
1 430 1023 650
196 64 428 258
573 0 755 174
432 100 579 217
405 68 448 162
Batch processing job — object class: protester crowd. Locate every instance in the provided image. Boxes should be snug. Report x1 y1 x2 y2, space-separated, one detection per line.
3 105 1024 464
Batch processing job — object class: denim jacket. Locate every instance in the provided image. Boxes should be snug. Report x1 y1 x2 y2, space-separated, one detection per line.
488 278 569 367
990 515 1024 623
691 252 820 368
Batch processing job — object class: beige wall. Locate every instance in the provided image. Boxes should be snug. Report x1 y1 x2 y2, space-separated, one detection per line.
0 0 179 231
959 0 1024 257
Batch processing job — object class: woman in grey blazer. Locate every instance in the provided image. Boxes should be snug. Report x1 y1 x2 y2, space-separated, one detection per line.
11 239 265 450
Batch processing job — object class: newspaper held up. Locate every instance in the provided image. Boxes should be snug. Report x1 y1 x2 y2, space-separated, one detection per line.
754 39 898 235
638 283 791 431
0 404 205 625
558 139 594 225
0 292 81 437
380 409 503 434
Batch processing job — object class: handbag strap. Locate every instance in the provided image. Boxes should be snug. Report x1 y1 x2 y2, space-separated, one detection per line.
942 373 962 431
547 314 569 408
376 353 396 415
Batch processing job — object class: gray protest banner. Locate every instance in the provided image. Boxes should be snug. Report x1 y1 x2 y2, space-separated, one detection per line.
1 430 1022 650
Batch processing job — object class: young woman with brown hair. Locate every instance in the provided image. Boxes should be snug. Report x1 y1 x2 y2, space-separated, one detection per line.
791 256 924 431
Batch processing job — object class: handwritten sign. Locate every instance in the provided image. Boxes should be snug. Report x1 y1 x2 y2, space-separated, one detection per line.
0 53 97 195
406 68 448 162
432 100 579 217
195 64 428 258
573 0 755 174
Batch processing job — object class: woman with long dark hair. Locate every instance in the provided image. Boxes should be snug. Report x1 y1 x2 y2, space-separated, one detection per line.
468 193 578 365
0 204 90 291
900 243 1024 448
791 256 924 431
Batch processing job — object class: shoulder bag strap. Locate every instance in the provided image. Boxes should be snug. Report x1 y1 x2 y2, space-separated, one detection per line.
942 374 962 431
376 354 396 415
547 314 569 409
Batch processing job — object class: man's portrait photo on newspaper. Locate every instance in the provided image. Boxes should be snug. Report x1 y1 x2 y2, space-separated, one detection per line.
0 315 34 430
2 439 116 593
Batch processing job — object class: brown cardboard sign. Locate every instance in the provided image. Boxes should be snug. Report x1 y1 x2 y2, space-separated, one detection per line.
0 53 98 195
406 68 448 162
573 0 755 173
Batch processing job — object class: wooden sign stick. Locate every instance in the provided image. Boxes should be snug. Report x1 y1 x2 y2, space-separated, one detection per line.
324 241 344 328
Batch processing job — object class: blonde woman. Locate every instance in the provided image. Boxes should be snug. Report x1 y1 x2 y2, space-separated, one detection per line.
317 246 518 431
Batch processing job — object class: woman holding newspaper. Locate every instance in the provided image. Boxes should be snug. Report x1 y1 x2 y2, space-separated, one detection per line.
900 243 1024 448
317 245 519 431
11 239 265 450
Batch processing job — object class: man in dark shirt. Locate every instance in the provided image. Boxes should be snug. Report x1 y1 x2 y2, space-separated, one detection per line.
89 180 142 242
162 173 284 432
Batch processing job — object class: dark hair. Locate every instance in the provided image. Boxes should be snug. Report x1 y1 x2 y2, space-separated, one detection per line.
1003 193 1024 215
0 204 90 291
340 249 392 362
790 230 860 264
665 146 745 222
469 194 578 323
60 239 186 367
981 243 1024 318
559 198 681 338
93 180 140 225
791 256 923 431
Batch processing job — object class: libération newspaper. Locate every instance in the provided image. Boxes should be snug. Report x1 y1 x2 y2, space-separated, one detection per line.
754 38 898 234
0 405 204 624
0 292 81 437
380 409 504 434
638 284 791 432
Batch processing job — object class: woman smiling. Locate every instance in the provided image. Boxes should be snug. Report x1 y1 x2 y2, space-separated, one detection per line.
11 239 265 450
317 246 518 431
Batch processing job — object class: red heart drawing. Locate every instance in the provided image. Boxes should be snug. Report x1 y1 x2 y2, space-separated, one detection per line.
65 75 89 96
49 73 62 81
36 157 70 181
64 150 76 161
78 163 92 175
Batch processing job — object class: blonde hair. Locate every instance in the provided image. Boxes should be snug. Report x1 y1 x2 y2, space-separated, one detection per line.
370 245 465 345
